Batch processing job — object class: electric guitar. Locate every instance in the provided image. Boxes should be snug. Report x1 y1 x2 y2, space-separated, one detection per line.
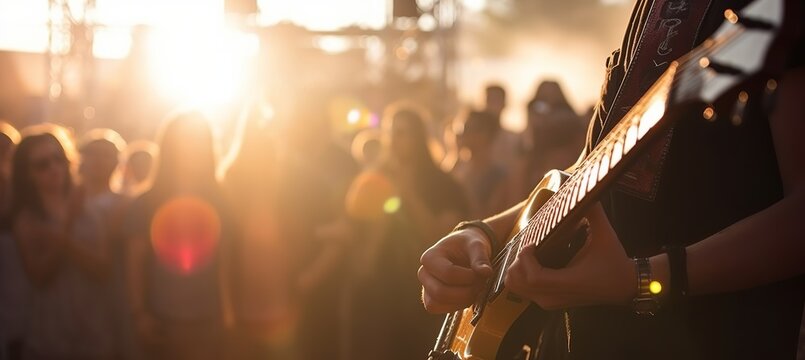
428 0 799 358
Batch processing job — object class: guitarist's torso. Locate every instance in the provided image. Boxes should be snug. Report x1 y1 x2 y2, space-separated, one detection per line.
571 0 805 359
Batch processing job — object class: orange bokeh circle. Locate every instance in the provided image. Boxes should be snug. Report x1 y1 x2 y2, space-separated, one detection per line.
150 196 222 275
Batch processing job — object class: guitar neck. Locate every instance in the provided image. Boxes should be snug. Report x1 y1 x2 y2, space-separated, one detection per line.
486 67 678 299
516 63 678 259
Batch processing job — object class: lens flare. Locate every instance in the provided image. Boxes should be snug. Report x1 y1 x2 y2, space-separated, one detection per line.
383 196 402 214
649 280 662 295
345 171 398 220
329 96 372 134
150 196 221 275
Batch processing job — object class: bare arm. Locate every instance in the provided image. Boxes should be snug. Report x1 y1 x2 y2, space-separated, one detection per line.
650 67 805 295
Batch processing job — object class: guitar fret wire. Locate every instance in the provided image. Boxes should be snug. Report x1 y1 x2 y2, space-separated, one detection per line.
497 25 741 267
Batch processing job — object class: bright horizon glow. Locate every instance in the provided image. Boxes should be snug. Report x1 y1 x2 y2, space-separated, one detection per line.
147 25 259 107
0 0 387 57
461 0 487 12
257 0 386 31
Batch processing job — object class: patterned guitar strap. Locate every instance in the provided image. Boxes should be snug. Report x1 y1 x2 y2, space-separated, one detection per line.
532 0 714 358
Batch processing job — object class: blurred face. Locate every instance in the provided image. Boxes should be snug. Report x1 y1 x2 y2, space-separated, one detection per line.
485 90 506 116
462 129 492 155
389 118 417 163
128 152 153 183
80 141 118 185
28 139 68 194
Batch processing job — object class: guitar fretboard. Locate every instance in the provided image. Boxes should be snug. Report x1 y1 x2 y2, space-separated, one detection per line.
489 65 676 298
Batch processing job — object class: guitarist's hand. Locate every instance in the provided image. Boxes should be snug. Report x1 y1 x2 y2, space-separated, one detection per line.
419 227 495 313
504 202 636 310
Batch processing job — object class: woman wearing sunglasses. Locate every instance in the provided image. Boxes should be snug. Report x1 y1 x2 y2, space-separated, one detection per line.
10 124 113 360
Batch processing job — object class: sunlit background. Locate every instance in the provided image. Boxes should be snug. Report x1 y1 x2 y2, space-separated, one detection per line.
0 0 632 140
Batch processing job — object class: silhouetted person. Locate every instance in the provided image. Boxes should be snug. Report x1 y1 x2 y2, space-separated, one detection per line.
484 84 506 119
125 112 233 360
221 106 297 360
118 141 156 197
0 121 24 360
279 95 359 360
482 84 521 172
347 102 468 360
0 122 19 224
78 128 135 359
11 124 114 359
452 110 512 219
513 80 585 199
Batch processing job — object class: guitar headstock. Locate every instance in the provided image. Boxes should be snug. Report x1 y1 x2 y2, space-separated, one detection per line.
672 0 798 106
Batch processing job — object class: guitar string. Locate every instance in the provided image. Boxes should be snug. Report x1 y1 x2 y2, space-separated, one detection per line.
489 23 747 271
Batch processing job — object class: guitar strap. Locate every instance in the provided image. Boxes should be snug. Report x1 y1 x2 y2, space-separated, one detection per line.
534 0 714 358
594 0 714 202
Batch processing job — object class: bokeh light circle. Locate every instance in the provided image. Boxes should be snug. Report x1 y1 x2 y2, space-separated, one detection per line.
345 171 399 221
150 196 222 275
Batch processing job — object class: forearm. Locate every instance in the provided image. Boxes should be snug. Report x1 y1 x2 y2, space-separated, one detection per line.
649 190 805 296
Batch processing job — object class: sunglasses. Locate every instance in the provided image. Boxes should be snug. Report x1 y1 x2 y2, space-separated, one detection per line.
30 154 67 172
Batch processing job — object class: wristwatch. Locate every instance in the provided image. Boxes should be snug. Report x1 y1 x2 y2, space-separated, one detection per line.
632 257 661 316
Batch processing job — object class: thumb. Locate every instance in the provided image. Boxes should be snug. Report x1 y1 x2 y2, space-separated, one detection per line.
467 239 494 277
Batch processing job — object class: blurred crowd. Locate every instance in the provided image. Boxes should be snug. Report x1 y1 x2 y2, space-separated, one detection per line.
0 81 587 360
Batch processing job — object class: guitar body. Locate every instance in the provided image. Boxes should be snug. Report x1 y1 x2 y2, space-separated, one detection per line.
433 170 573 360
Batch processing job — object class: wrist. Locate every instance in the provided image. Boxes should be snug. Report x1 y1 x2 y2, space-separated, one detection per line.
632 257 666 315
453 220 500 254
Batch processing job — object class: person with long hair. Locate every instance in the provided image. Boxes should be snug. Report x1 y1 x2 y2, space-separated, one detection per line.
0 121 26 360
125 111 232 360
0 121 19 225
10 124 114 359
347 102 468 359
219 105 297 360
512 80 586 201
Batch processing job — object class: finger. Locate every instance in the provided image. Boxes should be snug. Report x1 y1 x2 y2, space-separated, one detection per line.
422 291 457 314
465 238 494 278
421 249 478 286
511 245 566 291
567 218 592 267
418 266 479 311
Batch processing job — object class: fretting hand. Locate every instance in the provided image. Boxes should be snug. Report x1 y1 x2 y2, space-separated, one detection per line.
504 202 636 310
